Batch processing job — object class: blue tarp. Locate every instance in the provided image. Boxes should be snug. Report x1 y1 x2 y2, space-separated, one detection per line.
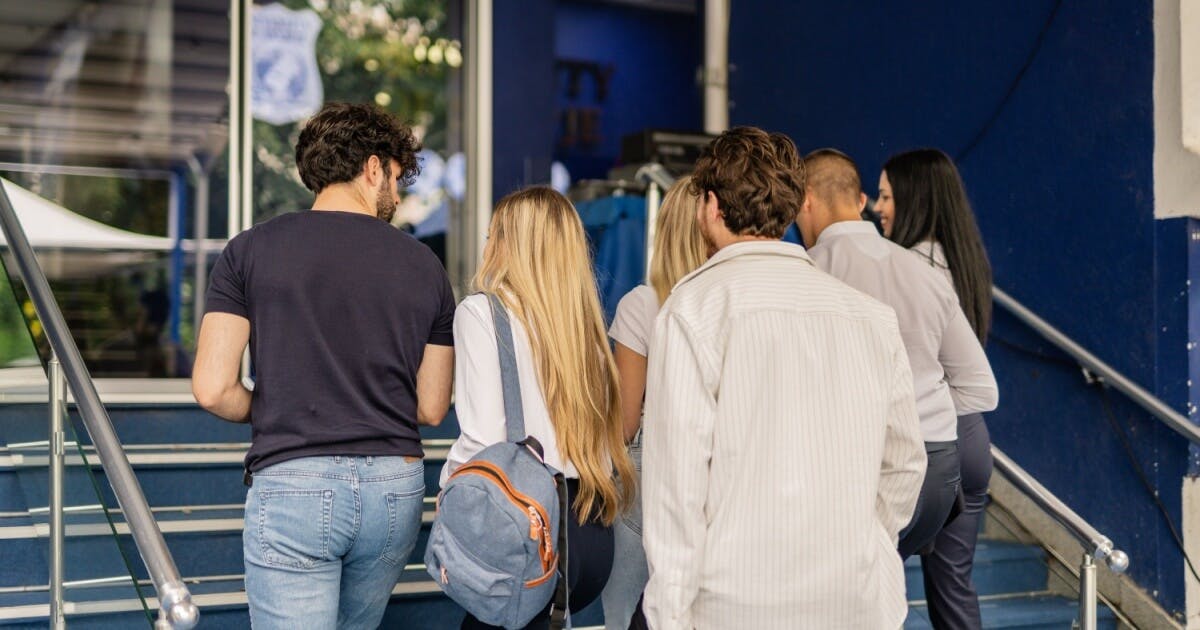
579 196 807 322
576 195 647 322
782 223 803 245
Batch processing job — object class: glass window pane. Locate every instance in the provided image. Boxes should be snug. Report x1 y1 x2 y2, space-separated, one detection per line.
0 263 42 393
0 0 231 380
250 0 464 271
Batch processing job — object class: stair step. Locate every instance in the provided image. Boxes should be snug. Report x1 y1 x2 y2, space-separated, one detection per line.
906 593 1117 629
0 583 1119 629
0 404 462 446
0 406 253 447
0 503 438 584
0 571 449 627
0 571 604 629
0 441 452 469
904 540 1048 600
1 461 447 512
0 440 452 510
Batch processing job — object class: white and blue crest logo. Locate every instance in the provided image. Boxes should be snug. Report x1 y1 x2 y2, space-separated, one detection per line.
252 4 323 125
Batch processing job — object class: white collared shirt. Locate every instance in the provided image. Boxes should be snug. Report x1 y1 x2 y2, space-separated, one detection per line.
912 238 950 279
642 240 927 630
912 239 952 285
440 294 579 485
809 221 999 442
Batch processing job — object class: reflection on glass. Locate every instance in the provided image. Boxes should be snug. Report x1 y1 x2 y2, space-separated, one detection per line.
249 0 464 268
0 266 39 373
0 0 231 380
0 0 465 381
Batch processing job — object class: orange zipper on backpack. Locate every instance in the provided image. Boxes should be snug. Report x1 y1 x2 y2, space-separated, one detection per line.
449 461 557 572
525 563 557 588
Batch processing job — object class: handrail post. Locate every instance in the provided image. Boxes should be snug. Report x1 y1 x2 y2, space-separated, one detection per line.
644 181 661 283
992 446 1128 624
1078 552 1097 630
0 173 199 628
635 162 675 283
155 581 195 630
48 355 65 630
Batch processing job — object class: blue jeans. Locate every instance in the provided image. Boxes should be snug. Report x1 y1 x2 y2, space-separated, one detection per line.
601 435 647 630
243 455 425 629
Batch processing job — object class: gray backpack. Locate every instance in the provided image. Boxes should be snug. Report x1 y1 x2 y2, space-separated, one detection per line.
426 294 570 629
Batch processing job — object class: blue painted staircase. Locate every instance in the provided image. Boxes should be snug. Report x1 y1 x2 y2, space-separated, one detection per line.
0 403 1117 628
903 541 1116 629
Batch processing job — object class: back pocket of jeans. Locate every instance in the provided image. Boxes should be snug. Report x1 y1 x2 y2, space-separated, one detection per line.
381 490 423 566
257 488 333 569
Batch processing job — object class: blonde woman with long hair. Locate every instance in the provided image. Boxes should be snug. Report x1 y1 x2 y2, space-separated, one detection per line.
600 176 709 630
441 186 635 630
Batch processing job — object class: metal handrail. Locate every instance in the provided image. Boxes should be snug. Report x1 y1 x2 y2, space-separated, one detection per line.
990 288 1172 628
634 163 676 282
992 446 1127 630
991 446 1129 572
0 183 198 628
993 286 1200 445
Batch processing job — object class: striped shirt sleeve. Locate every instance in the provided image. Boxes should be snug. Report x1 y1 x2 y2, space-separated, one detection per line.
642 310 715 630
877 335 927 543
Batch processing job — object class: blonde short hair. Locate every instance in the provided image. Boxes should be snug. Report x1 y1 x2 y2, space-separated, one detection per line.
649 175 709 304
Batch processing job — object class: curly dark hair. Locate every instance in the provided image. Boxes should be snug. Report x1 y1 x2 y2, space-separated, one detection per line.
294 102 422 193
689 126 806 238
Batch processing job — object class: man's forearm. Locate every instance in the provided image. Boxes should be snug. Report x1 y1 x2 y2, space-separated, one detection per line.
203 384 252 423
417 402 449 427
415 344 454 427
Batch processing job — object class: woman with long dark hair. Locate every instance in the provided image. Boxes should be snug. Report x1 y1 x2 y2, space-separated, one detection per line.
876 148 994 630
876 149 992 340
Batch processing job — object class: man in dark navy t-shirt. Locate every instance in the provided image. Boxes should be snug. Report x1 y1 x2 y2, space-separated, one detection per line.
193 103 455 629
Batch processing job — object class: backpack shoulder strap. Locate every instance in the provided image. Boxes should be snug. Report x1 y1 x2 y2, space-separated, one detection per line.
549 473 569 629
486 293 527 443
488 293 569 627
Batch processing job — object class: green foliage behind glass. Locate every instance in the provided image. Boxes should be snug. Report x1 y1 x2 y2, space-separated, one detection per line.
0 271 38 368
252 0 461 222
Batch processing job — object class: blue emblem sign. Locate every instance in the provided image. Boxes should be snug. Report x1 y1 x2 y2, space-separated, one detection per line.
252 4 323 125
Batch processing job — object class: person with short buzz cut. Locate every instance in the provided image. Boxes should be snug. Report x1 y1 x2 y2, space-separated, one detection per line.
192 102 456 630
798 149 998 566
640 127 927 629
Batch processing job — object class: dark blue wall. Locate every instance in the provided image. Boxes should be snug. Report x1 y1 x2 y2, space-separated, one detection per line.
553 1 703 179
494 0 559 200
1189 222 1200 474
493 1 701 194
731 0 1190 616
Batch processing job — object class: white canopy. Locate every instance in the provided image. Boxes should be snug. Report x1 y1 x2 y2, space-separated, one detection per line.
0 177 172 251
0 178 223 279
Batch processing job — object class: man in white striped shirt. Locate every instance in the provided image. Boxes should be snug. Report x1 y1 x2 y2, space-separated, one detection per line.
642 127 927 629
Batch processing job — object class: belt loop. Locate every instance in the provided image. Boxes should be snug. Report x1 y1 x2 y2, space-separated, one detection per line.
366 456 374 466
